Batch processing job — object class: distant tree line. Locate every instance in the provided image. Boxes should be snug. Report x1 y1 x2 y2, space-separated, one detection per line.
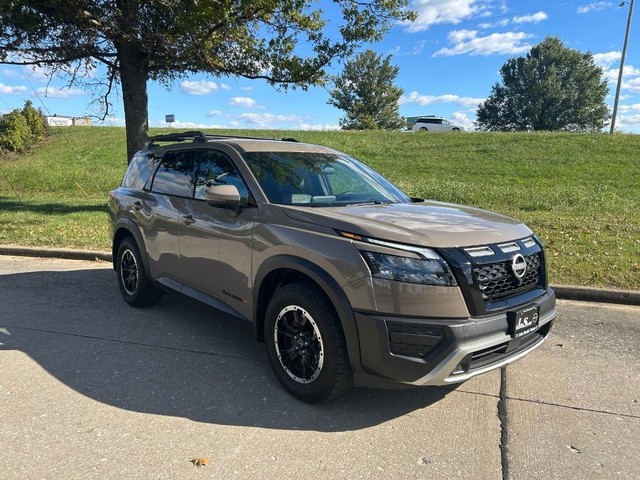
0 101 49 154
328 37 609 132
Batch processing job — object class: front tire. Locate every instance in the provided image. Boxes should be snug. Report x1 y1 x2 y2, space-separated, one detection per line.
116 237 161 307
264 282 352 403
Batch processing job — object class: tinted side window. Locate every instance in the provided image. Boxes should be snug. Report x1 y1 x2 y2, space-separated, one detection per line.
122 153 159 189
151 151 194 197
193 150 250 205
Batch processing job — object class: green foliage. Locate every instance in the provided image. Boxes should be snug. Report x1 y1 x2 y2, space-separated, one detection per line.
0 110 30 152
477 37 610 132
22 100 48 142
0 1 416 159
0 101 48 153
328 50 405 130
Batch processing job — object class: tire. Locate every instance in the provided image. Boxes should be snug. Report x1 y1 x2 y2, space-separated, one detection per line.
116 237 161 307
419 127 428 132
264 282 353 403
452 127 461 131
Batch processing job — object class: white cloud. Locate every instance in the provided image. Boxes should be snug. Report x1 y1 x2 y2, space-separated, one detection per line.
295 123 340 131
400 91 484 108
390 40 428 56
625 76 640 93
619 103 640 113
433 30 533 56
593 51 621 68
35 86 86 98
230 96 258 108
479 11 547 29
617 113 640 128
179 80 219 95
207 110 225 117
1 69 19 79
512 11 548 24
578 2 612 14
158 120 226 129
478 18 510 29
239 112 303 127
0 83 28 95
601 63 640 90
220 83 231 91
451 111 476 129
95 116 126 127
403 0 493 33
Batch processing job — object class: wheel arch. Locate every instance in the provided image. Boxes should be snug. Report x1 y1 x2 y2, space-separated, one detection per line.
112 218 150 274
254 255 363 373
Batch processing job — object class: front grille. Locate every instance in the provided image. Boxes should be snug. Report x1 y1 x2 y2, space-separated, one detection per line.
473 253 541 302
387 322 445 359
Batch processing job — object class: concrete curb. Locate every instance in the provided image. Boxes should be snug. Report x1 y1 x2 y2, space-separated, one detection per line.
0 245 112 263
549 284 640 307
1 245 638 306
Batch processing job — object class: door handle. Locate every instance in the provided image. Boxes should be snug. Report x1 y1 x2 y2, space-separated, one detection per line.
133 201 143 211
183 214 196 226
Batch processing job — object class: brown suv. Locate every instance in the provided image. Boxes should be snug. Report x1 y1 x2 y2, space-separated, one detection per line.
108 131 556 403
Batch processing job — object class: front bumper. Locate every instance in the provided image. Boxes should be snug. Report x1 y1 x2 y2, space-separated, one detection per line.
354 288 556 385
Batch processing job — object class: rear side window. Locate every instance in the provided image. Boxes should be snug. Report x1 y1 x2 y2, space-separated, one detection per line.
122 153 159 189
150 150 194 197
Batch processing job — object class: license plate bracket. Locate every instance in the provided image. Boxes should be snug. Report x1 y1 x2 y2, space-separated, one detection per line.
507 305 540 338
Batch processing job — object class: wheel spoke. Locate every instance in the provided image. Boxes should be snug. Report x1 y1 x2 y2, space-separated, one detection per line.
273 304 325 384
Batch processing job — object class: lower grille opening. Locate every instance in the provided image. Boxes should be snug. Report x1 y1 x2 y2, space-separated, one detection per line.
453 322 551 375
387 322 445 359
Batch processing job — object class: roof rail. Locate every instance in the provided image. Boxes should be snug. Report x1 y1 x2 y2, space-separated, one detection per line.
202 133 299 142
147 131 207 147
144 131 300 149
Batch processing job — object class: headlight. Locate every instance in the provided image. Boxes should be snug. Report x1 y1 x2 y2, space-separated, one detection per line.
361 250 457 287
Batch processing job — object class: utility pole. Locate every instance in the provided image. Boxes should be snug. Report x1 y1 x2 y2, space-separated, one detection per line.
610 0 635 134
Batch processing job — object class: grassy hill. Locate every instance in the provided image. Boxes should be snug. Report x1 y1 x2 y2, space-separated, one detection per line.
1 127 638 289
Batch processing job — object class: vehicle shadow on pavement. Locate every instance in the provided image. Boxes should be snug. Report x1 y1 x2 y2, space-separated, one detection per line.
0 268 454 432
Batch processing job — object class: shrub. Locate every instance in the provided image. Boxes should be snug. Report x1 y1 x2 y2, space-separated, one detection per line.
22 100 48 142
0 110 31 152
0 101 49 154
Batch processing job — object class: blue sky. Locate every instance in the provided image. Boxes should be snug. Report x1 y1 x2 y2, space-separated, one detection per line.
1 0 639 132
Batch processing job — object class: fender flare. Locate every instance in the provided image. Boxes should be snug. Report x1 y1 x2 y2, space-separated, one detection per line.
254 255 363 373
112 217 150 274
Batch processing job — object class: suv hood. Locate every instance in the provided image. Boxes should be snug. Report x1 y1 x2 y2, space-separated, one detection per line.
283 201 532 248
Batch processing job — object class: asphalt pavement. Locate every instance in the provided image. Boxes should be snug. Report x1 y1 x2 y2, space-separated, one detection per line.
1 255 638 479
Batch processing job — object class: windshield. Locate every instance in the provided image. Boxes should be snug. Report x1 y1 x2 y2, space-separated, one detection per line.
244 151 411 206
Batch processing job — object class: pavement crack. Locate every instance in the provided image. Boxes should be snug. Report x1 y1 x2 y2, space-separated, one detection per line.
498 367 510 480
505 395 640 420
0 323 268 364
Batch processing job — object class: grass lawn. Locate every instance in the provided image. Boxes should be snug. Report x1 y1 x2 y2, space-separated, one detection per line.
1 127 638 290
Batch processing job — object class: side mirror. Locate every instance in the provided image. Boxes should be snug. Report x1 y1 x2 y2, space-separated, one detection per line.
204 184 241 215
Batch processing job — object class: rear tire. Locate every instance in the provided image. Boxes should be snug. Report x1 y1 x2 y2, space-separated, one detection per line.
116 237 161 307
264 282 353 403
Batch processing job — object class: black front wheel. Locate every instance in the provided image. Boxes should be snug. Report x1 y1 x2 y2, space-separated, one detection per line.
116 237 161 307
264 282 352 403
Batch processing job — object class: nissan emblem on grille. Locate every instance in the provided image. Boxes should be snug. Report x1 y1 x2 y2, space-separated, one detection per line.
512 253 527 280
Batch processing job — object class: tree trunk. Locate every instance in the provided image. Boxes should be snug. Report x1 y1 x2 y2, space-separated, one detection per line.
118 47 149 164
